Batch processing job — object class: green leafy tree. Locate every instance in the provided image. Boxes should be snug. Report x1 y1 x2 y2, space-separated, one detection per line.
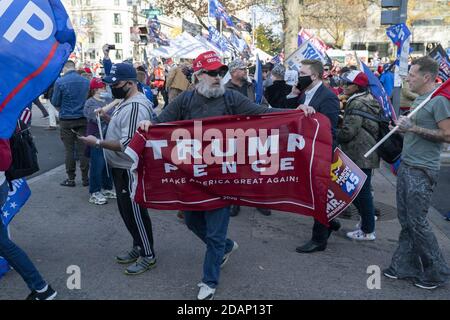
255 24 282 55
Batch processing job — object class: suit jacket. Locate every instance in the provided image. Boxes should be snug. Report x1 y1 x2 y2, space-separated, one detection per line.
298 83 340 146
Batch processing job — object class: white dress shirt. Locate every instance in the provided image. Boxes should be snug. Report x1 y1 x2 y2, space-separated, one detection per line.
303 81 323 106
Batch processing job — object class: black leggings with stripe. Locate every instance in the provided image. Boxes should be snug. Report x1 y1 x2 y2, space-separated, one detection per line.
111 168 155 258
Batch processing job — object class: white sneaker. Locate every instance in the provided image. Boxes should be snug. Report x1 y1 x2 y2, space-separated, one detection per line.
346 229 376 241
89 192 107 205
101 189 117 199
221 241 238 268
197 282 215 300
355 215 378 229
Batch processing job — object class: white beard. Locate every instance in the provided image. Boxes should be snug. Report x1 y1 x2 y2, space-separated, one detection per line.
196 79 225 98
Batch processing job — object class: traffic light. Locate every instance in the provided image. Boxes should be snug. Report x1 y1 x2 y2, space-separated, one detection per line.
380 0 408 25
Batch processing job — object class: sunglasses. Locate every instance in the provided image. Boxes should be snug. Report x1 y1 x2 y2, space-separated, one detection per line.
203 69 227 78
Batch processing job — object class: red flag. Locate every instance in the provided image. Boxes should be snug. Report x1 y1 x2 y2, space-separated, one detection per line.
432 78 450 100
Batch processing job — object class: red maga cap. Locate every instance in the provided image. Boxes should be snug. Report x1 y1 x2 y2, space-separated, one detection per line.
193 51 228 72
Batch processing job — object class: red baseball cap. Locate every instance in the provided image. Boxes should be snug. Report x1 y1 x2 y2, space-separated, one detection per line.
90 77 105 90
341 70 369 88
193 51 228 72
84 67 92 74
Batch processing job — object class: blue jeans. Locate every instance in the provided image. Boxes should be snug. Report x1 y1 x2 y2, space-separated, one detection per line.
0 181 46 291
184 207 234 288
352 169 375 234
89 147 112 194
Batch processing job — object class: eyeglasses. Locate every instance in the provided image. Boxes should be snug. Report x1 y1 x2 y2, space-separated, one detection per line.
203 69 227 78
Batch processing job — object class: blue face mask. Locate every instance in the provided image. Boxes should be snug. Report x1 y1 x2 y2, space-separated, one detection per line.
99 87 112 99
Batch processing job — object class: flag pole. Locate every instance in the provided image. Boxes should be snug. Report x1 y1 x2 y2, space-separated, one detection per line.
364 86 440 158
96 113 110 178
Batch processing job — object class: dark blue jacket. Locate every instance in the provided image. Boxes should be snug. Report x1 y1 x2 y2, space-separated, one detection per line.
51 70 90 119
298 83 340 146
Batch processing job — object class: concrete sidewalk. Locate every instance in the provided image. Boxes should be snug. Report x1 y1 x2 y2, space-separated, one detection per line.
1 159 449 300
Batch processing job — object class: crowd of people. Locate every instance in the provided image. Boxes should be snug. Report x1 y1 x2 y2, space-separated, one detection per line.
1 45 450 300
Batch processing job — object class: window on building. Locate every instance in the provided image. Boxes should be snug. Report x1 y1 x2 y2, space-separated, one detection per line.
88 32 95 44
89 50 96 60
86 13 93 25
351 43 367 50
114 13 121 25
410 42 425 53
114 33 123 44
71 0 76 6
114 0 120 6
85 0 91 5
413 19 444 26
115 49 123 61
367 43 390 57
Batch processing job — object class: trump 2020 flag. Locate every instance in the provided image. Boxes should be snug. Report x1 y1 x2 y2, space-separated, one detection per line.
0 0 75 138
209 0 235 28
0 178 31 279
255 54 263 104
359 60 397 120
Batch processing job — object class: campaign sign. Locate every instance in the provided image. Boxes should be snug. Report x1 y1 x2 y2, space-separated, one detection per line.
327 148 367 221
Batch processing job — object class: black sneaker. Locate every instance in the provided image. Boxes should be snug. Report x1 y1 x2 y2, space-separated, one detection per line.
382 267 398 280
60 179 75 187
230 205 240 217
26 285 57 300
414 281 439 290
256 208 271 216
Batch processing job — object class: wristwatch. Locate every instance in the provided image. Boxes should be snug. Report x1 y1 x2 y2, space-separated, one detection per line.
95 139 101 148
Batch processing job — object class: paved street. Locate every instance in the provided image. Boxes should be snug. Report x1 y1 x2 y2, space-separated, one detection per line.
0 107 449 300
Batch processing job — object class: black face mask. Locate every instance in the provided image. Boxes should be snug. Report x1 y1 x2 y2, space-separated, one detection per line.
111 83 130 99
296 75 313 90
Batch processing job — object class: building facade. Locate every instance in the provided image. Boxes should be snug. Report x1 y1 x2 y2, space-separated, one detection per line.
62 0 151 64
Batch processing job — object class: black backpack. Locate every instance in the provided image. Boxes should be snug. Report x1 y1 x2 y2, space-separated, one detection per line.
345 108 403 164
6 121 39 181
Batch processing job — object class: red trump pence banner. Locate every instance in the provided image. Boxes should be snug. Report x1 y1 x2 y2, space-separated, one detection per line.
125 110 332 225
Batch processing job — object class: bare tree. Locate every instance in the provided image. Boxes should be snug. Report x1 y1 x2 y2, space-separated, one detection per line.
155 0 261 30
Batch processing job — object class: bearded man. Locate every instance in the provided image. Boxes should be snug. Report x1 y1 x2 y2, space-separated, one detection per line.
138 51 294 300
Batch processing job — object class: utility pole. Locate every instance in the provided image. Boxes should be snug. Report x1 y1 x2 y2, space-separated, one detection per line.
381 0 409 118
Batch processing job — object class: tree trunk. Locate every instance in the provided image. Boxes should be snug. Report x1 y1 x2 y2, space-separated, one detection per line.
282 0 300 57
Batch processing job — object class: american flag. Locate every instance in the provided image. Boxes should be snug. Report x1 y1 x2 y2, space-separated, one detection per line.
19 107 32 125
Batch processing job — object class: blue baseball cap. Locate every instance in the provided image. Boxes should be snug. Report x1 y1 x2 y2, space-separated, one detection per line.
103 63 137 85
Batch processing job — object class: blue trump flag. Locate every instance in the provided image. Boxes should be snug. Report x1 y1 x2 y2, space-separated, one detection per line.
1 179 31 227
254 55 263 105
209 0 235 28
359 60 397 120
0 0 75 138
0 178 31 278
386 23 411 57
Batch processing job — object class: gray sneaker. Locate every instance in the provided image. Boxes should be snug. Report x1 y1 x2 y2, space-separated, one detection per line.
116 246 140 264
125 256 156 275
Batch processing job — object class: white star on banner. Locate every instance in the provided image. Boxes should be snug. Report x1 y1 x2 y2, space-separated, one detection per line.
10 202 17 209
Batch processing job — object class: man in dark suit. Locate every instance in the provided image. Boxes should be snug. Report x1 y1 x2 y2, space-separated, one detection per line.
292 59 341 254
